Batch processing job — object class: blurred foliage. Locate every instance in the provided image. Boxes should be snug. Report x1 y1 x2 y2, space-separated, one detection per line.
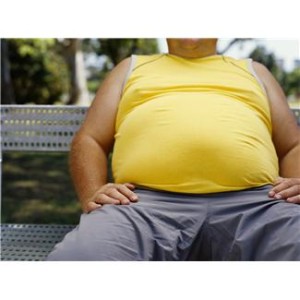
83 38 159 94
249 45 300 96
2 38 299 105
6 39 70 104
95 38 159 65
82 38 158 64
250 46 284 79
285 67 300 96
2 38 159 104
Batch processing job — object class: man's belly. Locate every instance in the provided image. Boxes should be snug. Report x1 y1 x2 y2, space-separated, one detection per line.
112 95 279 193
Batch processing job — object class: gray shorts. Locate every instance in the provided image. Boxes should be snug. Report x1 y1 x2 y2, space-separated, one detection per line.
46 185 300 261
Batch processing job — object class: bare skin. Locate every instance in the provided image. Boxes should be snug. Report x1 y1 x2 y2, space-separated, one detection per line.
167 38 218 58
253 62 300 202
70 39 300 213
69 57 139 213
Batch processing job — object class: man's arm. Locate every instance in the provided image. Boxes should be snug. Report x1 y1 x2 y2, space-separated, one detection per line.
253 61 300 203
70 57 138 213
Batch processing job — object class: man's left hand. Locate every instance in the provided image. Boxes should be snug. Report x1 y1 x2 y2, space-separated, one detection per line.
269 177 300 203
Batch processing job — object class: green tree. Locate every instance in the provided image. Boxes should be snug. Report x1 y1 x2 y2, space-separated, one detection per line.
1 38 159 105
3 39 70 105
96 38 158 66
249 45 288 94
84 38 159 95
285 67 300 97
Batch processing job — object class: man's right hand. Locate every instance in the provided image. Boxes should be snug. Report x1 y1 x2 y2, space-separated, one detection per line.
83 183 139 213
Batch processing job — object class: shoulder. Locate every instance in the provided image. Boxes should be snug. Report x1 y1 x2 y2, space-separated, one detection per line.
100 56 134 90
250 60 283 95
249 60 290 123
108 54 162 80
251 61 292 126
117 56 132 68
251 61 276 86
110 56 132 78
252 61 271 77
251 60 285 95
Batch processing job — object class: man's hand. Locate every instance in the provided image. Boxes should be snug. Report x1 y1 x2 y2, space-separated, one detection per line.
83 183 139 213
269 177 300 203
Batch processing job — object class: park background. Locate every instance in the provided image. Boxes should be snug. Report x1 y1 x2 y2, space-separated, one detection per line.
1 0 300 299
1 38 300 225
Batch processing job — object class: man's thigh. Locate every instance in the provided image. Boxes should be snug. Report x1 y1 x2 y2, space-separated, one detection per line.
46 188 208 261
46 201 156 261
207 186 300 261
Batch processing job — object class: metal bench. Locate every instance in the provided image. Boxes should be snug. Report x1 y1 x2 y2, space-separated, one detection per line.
1 105 88 261
1 104 300 261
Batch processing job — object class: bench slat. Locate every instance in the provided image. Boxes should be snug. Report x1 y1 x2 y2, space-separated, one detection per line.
1 224 76 261
1 105 88 152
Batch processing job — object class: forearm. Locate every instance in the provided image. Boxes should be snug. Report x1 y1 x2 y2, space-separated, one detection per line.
69 133 109 208
279 143 300 178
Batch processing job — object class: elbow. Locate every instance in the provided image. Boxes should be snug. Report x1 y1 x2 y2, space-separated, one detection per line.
70 130 85 154
70 130 112 156
276 130 300 161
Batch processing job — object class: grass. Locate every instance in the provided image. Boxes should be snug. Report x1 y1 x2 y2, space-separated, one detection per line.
2 152 81 224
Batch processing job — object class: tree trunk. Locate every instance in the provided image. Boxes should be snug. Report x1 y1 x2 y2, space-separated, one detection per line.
1 39 15 104
63 39 90 105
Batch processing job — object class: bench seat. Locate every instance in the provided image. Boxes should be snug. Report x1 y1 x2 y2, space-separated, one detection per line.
1 223 76 261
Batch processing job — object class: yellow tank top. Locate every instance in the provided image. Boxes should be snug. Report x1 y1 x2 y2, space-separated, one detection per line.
112 54 279 193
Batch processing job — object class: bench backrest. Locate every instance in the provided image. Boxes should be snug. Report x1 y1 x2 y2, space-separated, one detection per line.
1 105 88 152
1 105 300 154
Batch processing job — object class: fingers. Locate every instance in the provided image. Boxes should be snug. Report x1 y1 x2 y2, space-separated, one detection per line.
94 193 122 205
84 194 120 214
105 189 131 205
118 184 139 202
270 185 299 200
269 177 300 203
85 201 102 213
84 183 139 213
104 183 138 204
124 183 136 190
286 195 300 203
